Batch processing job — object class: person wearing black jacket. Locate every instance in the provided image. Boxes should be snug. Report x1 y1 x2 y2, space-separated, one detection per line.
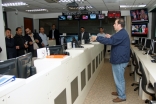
48 24 60 45
25 28 42 57
14 27 28 57
78 27 89 43
5 28 17 59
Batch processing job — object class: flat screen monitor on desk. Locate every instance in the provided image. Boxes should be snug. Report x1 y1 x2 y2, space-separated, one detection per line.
47 45 63 55
145 39 152 48
0 58 18 77
141 38 145 46
139 38 141 44
153 42 156 54
16 53 32 78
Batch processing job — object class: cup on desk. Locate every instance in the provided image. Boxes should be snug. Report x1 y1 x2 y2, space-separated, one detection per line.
81 39 85 44
67 42 72 49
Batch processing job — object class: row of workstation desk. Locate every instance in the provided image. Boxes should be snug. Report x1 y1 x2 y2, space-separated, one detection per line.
0 42 104 104
131 45 156 100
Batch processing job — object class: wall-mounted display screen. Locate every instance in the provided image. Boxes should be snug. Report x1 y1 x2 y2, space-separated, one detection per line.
132 23 148 37
58 15 66 20
90 14 97 19
98 14 105 19
130 8 149 23
82 15 88 20
67 15 73 20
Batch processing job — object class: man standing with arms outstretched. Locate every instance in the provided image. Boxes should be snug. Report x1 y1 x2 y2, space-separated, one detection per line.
91 18 130 103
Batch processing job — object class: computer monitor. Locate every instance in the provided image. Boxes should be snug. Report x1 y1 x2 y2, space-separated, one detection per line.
141 38 145 46
0 58 18 77
16 53 32 78
145 39 152 48
138 37 142 44
135 40 138 44
153 42 156 54
47 45 63 55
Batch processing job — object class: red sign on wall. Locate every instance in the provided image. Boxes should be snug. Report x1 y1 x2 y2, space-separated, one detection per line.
108 11 121 18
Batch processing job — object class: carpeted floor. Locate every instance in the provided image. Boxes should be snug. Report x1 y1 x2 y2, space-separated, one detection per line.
83 59 145 104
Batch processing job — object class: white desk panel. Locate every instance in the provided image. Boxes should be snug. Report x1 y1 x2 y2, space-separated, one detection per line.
34 56 72 73
0 79 25 98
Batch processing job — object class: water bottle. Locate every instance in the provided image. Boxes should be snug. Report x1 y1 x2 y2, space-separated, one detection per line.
47 48 50 56
73 42 75 48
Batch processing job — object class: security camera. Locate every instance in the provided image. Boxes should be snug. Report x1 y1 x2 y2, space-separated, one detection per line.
15 9 18 15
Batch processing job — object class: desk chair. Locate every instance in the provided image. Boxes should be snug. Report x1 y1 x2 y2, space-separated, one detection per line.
139 61 155 103
129 49 136 76
149 82 156 104
131 53 142 91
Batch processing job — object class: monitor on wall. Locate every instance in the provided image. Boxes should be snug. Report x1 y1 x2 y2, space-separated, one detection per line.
130 8 149 23
89 14 97 19
81 15 89 20
98 14 105 19
67 15 73 20
131 23 148 37
58 15 66 20
74 15 80 20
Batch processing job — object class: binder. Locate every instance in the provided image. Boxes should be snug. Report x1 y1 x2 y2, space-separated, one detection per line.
0 75 16 87
46 55 66 58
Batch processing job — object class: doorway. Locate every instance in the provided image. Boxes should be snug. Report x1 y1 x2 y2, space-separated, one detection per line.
24 17 33 34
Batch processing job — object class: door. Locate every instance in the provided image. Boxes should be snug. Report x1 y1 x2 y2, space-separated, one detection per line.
24 17 33 33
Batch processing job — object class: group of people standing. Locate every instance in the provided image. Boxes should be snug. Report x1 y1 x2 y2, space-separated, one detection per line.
5 24 60 59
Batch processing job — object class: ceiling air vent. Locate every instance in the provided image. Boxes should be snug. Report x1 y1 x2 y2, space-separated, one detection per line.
66 0 79 11
44 0 59 3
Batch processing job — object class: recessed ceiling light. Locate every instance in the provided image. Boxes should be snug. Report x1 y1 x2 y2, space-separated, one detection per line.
2 2 28 7
67 6 92 10
120 5 146 8
26 9 48 12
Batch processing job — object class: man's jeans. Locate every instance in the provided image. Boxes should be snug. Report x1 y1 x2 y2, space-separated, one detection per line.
112 62 128 100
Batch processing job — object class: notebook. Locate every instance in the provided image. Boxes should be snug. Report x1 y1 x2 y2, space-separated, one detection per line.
0 75 16 87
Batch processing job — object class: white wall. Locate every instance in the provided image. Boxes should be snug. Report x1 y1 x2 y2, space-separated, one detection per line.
33 19 39 33
0 0 7 60
33 13 62 19
7 11 33 35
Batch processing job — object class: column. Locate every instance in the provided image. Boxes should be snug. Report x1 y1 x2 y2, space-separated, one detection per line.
0 0 7 60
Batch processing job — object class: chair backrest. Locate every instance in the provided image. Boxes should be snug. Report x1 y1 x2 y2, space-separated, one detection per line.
154 82 156 97
139 61 150 95
131 50 136 66
133 53 141 74
130 49 133 58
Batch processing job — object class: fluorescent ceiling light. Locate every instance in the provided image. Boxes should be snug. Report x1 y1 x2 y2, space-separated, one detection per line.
2 2 28 7
68 6 92 10
79 6 92 9
120 5 146 8
59 0 84 2
26 9 48 12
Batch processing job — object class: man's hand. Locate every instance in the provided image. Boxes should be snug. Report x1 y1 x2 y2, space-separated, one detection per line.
29 41 33 45
90 36 97 42
16 46 20 49
24 44 28 48
105 34 112 38
41 43 45 47
11 34 13 38
35 39 39 43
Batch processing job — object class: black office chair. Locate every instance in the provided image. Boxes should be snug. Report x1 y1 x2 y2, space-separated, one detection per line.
131 53 142 91
129 49 136 76
139 61 155 103
149 82 156 104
